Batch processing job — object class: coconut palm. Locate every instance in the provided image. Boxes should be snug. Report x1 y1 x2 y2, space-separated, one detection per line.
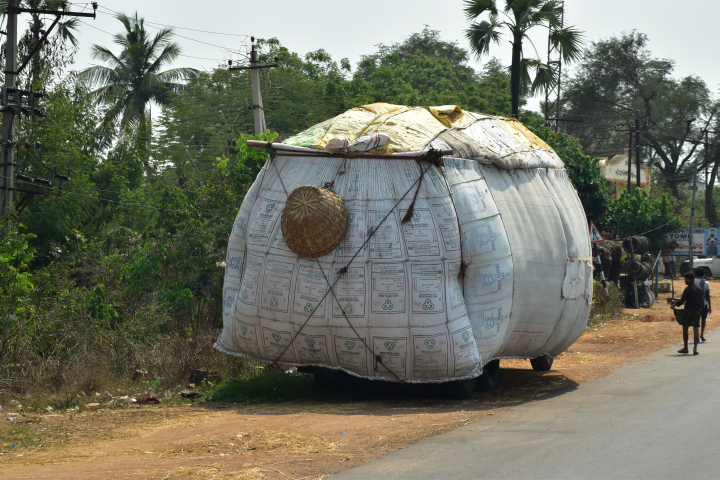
464 0 584 118
81 12 199 132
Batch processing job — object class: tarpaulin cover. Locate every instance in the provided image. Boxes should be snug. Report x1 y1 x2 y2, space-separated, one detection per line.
280 103 552 167
216 105 592 383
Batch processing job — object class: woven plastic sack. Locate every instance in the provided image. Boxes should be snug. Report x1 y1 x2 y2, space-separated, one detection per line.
348 133 391 152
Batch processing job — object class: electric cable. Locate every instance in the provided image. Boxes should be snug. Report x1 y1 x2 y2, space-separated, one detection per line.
97 5 251 39
3 173 239 217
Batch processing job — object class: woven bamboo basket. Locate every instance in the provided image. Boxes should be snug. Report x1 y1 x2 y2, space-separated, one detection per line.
281 185 348 258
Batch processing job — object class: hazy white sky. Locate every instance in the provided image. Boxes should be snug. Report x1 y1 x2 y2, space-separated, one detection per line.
55 0 719 114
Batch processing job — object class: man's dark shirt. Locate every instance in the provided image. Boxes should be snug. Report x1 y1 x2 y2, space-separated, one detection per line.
675 283 704 312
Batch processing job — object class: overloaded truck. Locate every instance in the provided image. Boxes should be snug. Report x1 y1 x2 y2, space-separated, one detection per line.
215 103 593 398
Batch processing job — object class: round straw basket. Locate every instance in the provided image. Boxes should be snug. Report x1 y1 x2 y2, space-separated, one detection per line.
281 185 348 258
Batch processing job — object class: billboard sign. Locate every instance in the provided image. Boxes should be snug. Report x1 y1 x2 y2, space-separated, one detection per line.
705 228 720 256
667 228 708 256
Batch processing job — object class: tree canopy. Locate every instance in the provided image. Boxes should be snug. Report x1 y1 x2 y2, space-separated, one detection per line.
464 0 584 118
563 32 718 205
81 13 200 132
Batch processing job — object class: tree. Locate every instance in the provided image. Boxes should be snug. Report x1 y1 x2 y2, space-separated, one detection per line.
155 68 253 179
80 12 199 133
563 32 718 202
464 0 583 118
523 116 609 224
703 124 720 225
0 226 36 367
606 189 681 249
352 27 513 115
156 38 353 179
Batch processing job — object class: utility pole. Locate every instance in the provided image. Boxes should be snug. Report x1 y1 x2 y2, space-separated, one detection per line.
0 0 18 217
249 41 265 135
689 168 698 272
0 1 97 218
635 117 642 190
229 37 277 135
706 129 709 192
627 125 634 194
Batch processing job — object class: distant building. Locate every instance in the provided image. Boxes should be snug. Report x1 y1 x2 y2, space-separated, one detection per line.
598 150 651 198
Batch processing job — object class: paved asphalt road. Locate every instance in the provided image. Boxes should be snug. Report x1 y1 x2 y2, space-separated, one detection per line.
331 330 720 480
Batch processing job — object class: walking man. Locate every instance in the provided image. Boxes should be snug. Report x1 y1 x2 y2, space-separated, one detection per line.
671 272 703 355
694 268 712 342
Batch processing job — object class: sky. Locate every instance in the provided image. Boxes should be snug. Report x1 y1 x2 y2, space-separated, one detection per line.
51 0 720 114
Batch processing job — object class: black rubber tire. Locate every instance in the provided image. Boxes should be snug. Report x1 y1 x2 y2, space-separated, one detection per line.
530 354 554 371
702 267 712 279
446 378 477 399
475 359 500 392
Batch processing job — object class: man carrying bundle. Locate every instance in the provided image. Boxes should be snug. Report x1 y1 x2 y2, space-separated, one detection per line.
671 272 704 355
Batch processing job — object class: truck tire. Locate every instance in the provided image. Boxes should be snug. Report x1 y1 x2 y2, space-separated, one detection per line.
475 359 500 392
530 353 554 371
702 267 712 278
447 377 476 399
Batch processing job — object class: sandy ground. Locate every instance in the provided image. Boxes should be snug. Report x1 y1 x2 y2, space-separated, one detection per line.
1 290 714 480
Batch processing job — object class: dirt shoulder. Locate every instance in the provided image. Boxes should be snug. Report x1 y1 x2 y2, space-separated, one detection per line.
0 291 712 480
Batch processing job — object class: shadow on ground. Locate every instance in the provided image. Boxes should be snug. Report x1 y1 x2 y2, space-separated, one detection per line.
205 365 579 413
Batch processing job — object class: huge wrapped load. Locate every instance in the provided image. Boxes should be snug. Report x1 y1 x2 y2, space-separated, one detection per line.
215 103 592 384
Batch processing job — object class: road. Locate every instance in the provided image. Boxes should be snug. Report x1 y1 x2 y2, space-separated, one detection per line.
331 330 720 480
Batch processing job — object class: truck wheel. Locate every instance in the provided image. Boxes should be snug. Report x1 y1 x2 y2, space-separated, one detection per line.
530 354 554 371
702 267 712 279
475 359 500 392
447 377 476 399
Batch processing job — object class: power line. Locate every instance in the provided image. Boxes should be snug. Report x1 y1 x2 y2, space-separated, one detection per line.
635 210 688 237
97 5 251 39
89 6 247 55
18 121 255 143
76 20 234 62
4 174 238 217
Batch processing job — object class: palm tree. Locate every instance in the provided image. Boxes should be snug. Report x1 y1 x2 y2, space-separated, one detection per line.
464 0 584 118
81 12 199 132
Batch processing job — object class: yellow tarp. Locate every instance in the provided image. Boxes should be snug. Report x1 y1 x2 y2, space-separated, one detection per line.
492 118 553 151
284 103 490 153
282 103 553 154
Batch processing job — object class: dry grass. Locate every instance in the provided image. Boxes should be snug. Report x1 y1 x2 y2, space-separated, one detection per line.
162 430 345 457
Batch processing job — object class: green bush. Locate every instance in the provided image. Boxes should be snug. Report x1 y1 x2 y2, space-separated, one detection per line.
588 280 625 327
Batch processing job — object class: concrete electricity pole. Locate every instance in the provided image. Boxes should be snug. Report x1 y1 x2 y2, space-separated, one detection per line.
689 167 699 272
0 0 18 217
627 126 634 194
0 1 97 218
229 37 277 135
635 117 642 190
249 42 265 135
